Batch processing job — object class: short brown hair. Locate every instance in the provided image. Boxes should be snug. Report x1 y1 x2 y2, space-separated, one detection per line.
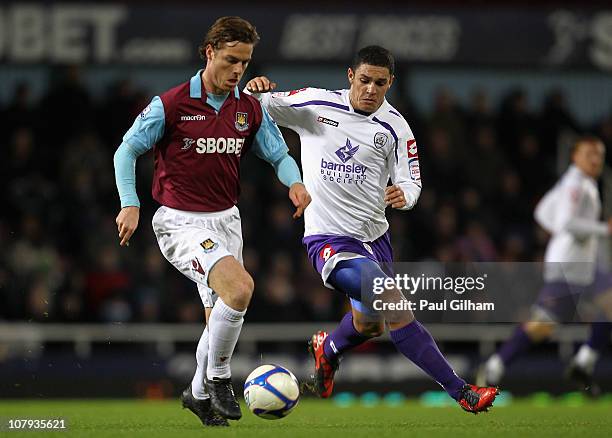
199 16 260 59
570 135 604 157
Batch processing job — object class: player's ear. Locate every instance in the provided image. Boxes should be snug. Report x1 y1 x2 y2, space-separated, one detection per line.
205 44 215 62
388 74 395 89
347 68 354 84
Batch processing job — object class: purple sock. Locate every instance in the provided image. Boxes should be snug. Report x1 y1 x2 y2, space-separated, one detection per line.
587 322 612 351
497 326 533 365
323 312 370 363
390 320 466 400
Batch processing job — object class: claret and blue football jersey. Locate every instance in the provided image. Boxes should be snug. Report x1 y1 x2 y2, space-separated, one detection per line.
116 70 296 212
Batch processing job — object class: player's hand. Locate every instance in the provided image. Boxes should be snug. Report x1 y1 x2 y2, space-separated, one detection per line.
246 76 277 93
115 206 140 246
384 185 407 209
289 183 311 219
607 218 612 234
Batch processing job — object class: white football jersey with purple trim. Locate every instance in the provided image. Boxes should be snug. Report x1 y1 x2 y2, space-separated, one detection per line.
535 165 609 284
255 87 421 242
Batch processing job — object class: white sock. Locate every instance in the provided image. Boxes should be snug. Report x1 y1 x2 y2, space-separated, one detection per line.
485 354 505 386
191 326 210 400
573 344 599 374
206 298 246 379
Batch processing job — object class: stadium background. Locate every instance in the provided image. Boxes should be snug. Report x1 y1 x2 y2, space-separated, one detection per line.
1 0 612 401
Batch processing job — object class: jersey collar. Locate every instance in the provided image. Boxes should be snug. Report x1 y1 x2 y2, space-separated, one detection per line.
569 164 596 184
189 69 240 99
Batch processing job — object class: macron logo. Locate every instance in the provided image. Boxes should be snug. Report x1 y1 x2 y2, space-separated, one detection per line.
180 114 206 121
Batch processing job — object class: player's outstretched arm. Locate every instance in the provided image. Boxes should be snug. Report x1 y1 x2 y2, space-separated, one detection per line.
114 142 144 247
534 187 557 233
113 96 165 246
289 182 311 219
251 96 311 219
386 135 422 210
270 154 311 219
246 78 316 131
384 184 408 209
116 206 139 247
548 183 610 237
246 76 276 93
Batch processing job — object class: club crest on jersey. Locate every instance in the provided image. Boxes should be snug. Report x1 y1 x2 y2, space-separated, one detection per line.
335 138 359 163
182 137 195 150
235 112 249 131
374 132 389 149
200 238 218 253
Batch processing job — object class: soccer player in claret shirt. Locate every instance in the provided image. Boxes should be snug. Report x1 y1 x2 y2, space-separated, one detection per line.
113 16 310 426
246 45 498 413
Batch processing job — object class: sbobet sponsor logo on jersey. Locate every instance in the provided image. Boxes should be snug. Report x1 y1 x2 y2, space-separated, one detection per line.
188 137 245 155
320 138 367 185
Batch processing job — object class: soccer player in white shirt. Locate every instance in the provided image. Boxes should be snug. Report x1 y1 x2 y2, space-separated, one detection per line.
246 46 498 413
479 137 612 392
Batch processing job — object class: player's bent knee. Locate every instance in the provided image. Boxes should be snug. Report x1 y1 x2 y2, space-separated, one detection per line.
223 271 253 310
209 256 254 310
234 272 254 305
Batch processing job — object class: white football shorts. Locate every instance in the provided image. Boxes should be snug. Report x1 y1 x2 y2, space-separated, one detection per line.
152 205 244 308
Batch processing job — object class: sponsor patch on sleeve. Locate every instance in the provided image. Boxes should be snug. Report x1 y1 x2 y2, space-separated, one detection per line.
570 187 581 204
273 88 307 98
407 139 418 158
288 88 307 96
409 159 421 181
140 104 152 119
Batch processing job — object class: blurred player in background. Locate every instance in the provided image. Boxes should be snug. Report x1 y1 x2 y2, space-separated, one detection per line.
246 45 498 413
478 137 612 393
113 16 310 426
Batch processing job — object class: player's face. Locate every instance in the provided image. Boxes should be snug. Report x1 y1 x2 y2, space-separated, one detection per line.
573 140 605 178
205 41 253 93
347 63 394 113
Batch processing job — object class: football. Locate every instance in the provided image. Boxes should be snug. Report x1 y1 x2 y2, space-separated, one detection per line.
243 364 300 419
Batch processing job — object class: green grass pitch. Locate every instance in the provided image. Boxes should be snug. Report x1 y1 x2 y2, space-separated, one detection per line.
1 397 612 437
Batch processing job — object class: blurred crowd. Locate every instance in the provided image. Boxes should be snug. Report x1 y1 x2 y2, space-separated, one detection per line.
1 66 612 323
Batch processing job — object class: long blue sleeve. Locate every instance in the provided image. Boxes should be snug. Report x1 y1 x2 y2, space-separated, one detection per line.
272 154 303 188
252 104 290 163
114 142 146 208
113 96 165 208
252 103 302 187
